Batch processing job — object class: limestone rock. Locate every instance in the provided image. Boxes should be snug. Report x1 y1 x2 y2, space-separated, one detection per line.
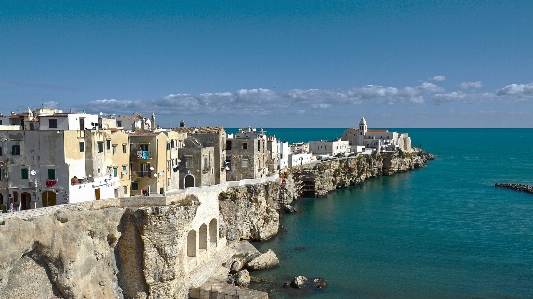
291 276 308 288
245 249 279 271
283 205 297 213
312 277 328 289
235 269 250 287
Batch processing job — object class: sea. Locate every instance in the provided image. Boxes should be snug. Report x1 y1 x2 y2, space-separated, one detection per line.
231 128 533 299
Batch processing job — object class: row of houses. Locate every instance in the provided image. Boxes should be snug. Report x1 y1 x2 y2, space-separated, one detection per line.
0 109 410 212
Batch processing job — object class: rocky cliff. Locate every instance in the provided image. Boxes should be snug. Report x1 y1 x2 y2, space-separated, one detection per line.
218 150 434 241
286 150 434 197
0 198 200 299
218 183 281 242
0 151 433 298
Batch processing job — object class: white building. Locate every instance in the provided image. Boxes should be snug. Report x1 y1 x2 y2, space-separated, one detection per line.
288 152 312 167
38 113 99 131
342 117 412 152
0 129 125 210
309 139 350 156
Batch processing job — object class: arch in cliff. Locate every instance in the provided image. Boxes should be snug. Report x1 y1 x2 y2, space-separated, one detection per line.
199 224 208 251
187 230 197 257
209 218 217 247
184 174 195 188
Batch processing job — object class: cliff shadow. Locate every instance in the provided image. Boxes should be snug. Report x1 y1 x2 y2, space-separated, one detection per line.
115 210 149 298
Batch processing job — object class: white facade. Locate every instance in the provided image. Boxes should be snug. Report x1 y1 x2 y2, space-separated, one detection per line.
342 117 413 152
288 152 312 167
309 139 350 156
278 141 289 170
39 113 99 131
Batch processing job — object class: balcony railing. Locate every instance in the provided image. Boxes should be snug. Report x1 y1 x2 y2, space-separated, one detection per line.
135 170 152 178
130 150 152 161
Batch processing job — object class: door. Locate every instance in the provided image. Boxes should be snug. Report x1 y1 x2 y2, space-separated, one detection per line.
95 188 101 200
184 175 195 188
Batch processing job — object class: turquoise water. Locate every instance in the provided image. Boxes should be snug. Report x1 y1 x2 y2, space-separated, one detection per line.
251 128 533 299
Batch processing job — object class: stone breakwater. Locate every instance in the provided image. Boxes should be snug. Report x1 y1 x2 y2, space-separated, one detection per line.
495 183 533 194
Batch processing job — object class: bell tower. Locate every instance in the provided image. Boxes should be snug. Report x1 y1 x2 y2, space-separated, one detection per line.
357 117 367 145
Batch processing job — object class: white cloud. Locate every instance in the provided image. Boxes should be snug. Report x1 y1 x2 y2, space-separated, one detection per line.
432 92 466 104
496 83 533 96
427 75 446 81
459 81 483 89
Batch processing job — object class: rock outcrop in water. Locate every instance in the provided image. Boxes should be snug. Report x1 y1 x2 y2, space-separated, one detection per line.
495 183 533 194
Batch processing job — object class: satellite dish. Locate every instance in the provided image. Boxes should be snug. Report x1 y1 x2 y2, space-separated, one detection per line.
150 167 154 170
153 173 158 177
30 170 36 175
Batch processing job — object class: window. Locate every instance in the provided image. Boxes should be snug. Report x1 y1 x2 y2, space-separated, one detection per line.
117 120 122 127
167 143 170 150
122 144 127 153
140 144 149 151
98 142 103 153
48 169 56 180
226 140 232 150
49 119 58 128
12 145 20 155
122 165 127 172
123 186 128 194
106 140 111 150
140 163 150 177
185 155 193 168
79 142 85 152
131 182 138 190
0 120 2 125
242 142 248 150
0 168 4 181
21 168 29 179
171 140 175 148
113 167 118 177
112 144 117 155
241 159 248 168
0 146 2 156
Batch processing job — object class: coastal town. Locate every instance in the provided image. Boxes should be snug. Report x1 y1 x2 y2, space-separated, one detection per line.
0 108 414 212
0 108 434 299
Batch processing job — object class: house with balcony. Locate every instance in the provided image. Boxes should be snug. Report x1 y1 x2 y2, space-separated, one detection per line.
129 131 181 196
0 127 125 210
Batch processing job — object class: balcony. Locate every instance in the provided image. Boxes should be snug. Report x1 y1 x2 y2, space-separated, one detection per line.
131 151 152 161
135 170 152 178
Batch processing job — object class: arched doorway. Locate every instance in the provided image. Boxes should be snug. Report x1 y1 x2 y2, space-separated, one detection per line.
42 191 56 207
184 175 195 188
187 230 197 257
209 219 218 247
21 192 31 210
199 224 207 251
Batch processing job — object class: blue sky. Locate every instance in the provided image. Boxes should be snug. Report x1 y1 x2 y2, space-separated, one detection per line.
1 1 532 128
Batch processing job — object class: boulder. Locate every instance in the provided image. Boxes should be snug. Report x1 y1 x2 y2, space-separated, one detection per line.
230 260 243 274
246 249 280 271
312 277 328 289
291 276 308 289
284 205 297 213
235 270 250 287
